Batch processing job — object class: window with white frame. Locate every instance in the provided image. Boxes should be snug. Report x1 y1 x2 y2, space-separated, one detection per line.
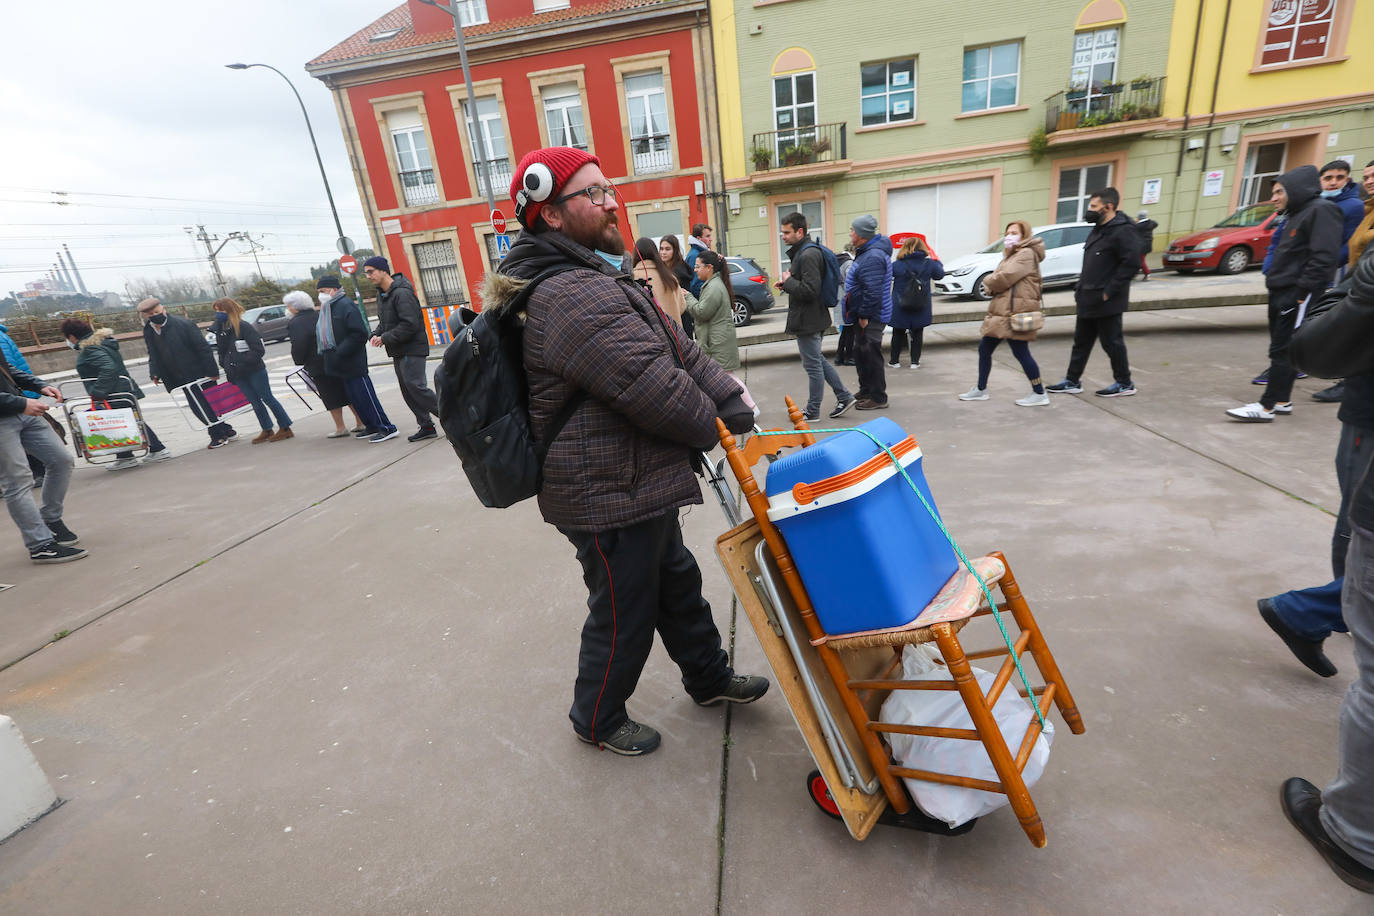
1068 28 1119 114
1240 142 1287 206
1054 162 1112 224
624 71 671 174
860 59 915 127
387 110 439 207
533 0 570 10
774 200 825 276
461 97 512 197
772 71 817 161
542 85 588 150
413 240 467 307
454 0 488 26
961 42 1020 113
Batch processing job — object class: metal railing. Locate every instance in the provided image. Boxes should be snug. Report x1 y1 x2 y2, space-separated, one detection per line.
1045 76 1165 134
474 159 513 197
750 122 847 172
631 138 673 174
399 168 440 206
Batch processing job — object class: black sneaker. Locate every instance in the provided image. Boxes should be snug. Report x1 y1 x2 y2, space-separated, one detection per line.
370 429 400 443
576 719 661 756
1047 379 1083 393
1095 382 1136 397
695 674 770 706
30 541 88 564
408 426 438 442
1312 383 1345 403
829 397 856 419
47 519 79 546
206 437 227 450
801 411 820 422
353 427 377 439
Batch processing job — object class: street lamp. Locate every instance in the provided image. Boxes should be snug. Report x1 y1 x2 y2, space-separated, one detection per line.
225 62 366 314
414 0 499 216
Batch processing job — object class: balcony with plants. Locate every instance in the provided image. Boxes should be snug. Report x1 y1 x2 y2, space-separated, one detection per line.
1043 75 1165 138
748 121 850 185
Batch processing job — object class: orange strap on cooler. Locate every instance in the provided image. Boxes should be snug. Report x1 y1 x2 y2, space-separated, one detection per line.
790 436 919 507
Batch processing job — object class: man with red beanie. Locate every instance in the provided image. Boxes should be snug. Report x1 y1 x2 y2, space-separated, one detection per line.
481 147 768 756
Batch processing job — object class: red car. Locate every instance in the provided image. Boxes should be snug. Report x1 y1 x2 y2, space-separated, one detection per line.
1163 203 1278 275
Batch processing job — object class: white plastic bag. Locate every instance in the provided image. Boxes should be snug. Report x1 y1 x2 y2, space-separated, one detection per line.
879 643 1054 827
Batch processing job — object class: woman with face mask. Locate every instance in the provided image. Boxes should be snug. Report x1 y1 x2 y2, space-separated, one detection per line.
62 317 171 469
958 220 1048 406
212 298 294 444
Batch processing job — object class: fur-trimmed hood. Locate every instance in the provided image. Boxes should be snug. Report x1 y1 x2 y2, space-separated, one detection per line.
478 230 624 317
77 327 116 350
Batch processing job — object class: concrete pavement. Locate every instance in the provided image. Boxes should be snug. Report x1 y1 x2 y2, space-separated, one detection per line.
0 303 1368 914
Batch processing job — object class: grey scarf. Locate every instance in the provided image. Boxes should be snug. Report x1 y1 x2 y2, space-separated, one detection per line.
316 295 337 353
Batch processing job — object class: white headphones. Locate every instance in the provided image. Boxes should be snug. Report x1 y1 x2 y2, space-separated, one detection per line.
514 162 556 220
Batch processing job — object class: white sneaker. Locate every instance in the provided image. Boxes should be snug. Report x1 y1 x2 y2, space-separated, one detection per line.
909 362 921 369
1015 391 1050 407
1272 402 1293 415
141 449 172 463
106 456 140 471
958 386 989 401
1226 402 1275 422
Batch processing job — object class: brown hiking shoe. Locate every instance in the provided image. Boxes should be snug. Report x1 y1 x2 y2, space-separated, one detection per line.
251 431 273 444
268 428 294 442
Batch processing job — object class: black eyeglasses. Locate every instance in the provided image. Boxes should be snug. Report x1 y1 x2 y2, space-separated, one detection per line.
552 183 618 207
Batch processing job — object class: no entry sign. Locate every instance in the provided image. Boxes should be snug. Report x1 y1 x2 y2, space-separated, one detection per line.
339 254 358 276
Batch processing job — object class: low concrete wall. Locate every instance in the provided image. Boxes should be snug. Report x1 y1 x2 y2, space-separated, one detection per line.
0 714 58 842
21 331 160 377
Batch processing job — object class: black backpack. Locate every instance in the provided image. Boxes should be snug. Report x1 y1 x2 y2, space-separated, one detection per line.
897 272 925 312
433 270 585 508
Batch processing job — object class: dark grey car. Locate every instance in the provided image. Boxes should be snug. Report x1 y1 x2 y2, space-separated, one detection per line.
725 256 775 328
205 305 292 346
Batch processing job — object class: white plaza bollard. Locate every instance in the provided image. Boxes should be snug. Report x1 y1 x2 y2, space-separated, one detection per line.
0 715 58 842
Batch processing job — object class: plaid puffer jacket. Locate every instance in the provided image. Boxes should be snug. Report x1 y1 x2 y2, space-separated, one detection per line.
481 231 743 532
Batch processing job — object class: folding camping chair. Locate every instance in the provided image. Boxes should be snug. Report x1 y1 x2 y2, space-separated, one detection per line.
57 378 150 466
168 377 254 431
713 396 1085 847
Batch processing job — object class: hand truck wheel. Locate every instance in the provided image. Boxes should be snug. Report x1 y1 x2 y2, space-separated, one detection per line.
806 769 843 821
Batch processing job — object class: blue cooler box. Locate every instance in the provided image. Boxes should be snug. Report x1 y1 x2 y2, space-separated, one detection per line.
763 417 959 635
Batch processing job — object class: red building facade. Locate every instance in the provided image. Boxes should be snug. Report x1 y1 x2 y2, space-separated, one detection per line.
308 0 722 321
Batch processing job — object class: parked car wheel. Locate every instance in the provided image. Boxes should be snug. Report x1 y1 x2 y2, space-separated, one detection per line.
972 272 993 301
1218 246 1251 275
732 298 752 328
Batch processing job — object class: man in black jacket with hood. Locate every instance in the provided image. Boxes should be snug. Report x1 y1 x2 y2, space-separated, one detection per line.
1048 187 1141 397
140 298 237 448
1228 165 1342 422
364 256 439 442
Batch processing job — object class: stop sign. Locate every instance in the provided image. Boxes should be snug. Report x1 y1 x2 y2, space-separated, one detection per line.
490 209 506 234
339 254 357 276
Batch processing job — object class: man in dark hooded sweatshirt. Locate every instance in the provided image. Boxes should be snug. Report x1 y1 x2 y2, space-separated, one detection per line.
1227 165 1343 423
364 256 439 442
483 147 768 757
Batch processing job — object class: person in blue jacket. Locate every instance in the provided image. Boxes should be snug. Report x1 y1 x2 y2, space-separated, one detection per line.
888 236 943 370
0 322 48 486
1321 160 1366 275
844 215 893 409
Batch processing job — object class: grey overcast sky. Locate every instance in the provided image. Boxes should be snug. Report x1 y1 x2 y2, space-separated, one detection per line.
0 0 400 298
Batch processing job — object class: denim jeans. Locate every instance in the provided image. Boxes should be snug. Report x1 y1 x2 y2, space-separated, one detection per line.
236 367 293 432
1319 528 1374 870
0 413 75 549
796 332 850 416
1270 577 1347 641
1333 423 1374 578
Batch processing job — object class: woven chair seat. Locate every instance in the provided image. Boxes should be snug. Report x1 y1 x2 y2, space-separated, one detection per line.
812 555 1007 650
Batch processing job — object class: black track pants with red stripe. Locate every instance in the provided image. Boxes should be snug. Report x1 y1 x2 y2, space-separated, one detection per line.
560 509 734 742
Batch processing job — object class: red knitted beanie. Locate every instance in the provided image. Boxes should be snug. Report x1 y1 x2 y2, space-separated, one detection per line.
510 147 601 229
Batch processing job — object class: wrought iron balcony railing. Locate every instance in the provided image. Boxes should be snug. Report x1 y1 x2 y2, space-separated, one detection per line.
1045 76 1165 134
750 122 847 172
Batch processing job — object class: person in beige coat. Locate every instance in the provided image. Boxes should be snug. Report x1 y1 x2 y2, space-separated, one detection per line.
958 220 1049 406
631 236 687 327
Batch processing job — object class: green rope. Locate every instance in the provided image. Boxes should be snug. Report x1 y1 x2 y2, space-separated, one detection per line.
751 427 1046 728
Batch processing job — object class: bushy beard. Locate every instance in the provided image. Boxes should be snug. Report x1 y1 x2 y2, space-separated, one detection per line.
560 206 625 255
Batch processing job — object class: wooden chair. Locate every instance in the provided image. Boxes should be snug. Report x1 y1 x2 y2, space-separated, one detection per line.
716 397 1085 847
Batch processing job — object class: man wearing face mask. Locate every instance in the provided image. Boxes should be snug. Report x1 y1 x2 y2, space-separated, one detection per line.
315 276 397 443
1320 160 1366 280
140 297 237 449
1047 187 1141 398
481 147 767 757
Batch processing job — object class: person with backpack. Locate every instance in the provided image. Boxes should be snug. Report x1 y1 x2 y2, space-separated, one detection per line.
479 147 768 758
779 211 854 421
889 236 943 370
957 220 1048 406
